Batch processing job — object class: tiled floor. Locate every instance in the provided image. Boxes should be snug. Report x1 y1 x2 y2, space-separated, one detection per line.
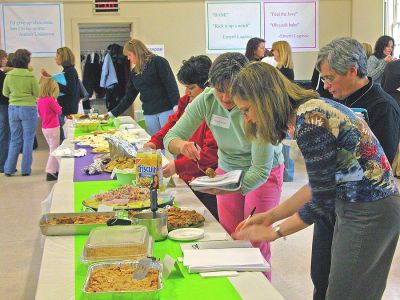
0 131 399 299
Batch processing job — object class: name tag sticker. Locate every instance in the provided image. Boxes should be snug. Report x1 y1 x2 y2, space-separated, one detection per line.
211 114 230 129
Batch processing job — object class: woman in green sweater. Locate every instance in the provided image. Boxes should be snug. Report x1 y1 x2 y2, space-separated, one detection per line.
164 52 284 280
2 49 39 176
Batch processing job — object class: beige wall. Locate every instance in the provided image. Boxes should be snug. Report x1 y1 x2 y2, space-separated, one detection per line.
4 0 385 83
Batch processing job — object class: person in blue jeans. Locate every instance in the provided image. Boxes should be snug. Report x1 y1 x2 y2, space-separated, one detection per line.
104 39 180 135
0 49 10 173
2 49 39 176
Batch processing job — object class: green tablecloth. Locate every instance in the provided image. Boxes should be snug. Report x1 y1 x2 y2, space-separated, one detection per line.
73 182 242 300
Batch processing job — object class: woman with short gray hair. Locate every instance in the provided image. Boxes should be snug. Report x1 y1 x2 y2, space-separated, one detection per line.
164 52 284 281
316 37 368 78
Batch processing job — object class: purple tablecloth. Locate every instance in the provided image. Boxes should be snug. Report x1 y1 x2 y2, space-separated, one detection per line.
73 144 115 182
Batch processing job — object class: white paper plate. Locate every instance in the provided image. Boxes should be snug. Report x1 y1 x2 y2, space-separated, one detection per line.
195 175 226 182
168 228 205 241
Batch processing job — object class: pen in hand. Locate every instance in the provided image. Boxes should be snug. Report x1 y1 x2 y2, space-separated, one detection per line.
244 206 257 225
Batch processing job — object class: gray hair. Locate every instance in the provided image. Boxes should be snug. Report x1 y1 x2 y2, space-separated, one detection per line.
316 37 367 78
209 52 249 91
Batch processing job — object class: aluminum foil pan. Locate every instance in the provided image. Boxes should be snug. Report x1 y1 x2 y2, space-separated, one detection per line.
106 136 137 160
82 260 163 299
39 212 118 236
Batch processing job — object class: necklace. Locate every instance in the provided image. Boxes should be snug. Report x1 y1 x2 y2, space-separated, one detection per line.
345 84 373 108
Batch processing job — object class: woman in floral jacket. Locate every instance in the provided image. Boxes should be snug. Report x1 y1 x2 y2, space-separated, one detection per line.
232 62 400 300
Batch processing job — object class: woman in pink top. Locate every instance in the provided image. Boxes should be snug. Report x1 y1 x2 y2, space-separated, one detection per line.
38 78 62 181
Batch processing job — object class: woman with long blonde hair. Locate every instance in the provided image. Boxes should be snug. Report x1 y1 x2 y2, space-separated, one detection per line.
232 62 400 300
271 40 294 81
105 39 180 135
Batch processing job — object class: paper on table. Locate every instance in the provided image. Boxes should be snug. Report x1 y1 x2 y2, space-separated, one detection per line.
183 248 265 267
200 271 239 278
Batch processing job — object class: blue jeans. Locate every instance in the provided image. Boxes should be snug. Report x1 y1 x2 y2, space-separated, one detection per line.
311 212 335 300
144 109 174 136
0 105 10 171
5 106 38 175
282 137 295 182
58 114 65 141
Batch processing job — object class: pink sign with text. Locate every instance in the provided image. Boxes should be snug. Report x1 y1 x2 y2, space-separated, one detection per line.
264 1 318 52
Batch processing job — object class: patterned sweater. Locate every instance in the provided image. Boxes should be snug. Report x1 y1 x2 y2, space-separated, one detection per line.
296 98 398 224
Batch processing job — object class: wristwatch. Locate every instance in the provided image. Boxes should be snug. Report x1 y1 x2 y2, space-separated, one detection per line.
273 225 286 240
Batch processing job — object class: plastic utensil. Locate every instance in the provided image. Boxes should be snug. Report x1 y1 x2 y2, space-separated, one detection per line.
196 161 207 176
132 258 152 280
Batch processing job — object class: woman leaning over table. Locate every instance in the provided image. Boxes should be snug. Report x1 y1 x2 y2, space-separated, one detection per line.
2 49 39 176
144 55 219 220
232 62 400 300
164 52 284 281
105 39 180 136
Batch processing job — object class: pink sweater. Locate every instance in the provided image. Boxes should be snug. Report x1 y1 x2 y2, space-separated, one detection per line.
37 97 62 129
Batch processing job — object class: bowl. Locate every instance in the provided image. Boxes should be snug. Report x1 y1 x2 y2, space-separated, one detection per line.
115 171 136 186
76 120 101 132
132 212 168 241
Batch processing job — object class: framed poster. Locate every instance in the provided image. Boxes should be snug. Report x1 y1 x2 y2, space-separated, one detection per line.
1 3 64 57
264 1 318 52
206 1 262 53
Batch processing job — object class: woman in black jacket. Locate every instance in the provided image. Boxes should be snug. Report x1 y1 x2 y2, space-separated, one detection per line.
42 47 80 140
105 39 179 135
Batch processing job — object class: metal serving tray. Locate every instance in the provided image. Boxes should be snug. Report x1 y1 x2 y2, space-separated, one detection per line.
82 260 163 300
39 212 118 236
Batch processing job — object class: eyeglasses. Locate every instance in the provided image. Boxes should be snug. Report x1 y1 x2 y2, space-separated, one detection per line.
320 75 336 85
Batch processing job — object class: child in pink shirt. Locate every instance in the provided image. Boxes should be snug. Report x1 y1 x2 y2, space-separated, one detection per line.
38 78 62 181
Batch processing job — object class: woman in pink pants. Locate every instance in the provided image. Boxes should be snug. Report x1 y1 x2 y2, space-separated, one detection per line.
38 78 62 181
164 53 284 280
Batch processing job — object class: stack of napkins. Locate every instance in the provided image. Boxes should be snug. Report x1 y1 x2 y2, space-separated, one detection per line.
189 170 244 191
181 240 270 273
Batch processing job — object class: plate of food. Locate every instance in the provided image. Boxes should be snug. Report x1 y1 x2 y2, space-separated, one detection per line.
82 185 175 210
195 174 227 183
164 207 205 231
102 157 135 173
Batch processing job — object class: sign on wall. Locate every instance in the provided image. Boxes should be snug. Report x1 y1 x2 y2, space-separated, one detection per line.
147 44 165 57
264 1 318 51
205 0 318 53
0 3 64 57
206 2 262 53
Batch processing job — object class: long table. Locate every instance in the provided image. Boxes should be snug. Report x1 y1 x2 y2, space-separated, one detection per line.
35 119 284 300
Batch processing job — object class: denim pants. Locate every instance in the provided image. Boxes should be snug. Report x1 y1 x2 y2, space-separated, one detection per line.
5 106 38 175
144 109 174 136
327 196 400 299
283 145 294 182
0 105 10 171
311 212 336 300
58 114 65 141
